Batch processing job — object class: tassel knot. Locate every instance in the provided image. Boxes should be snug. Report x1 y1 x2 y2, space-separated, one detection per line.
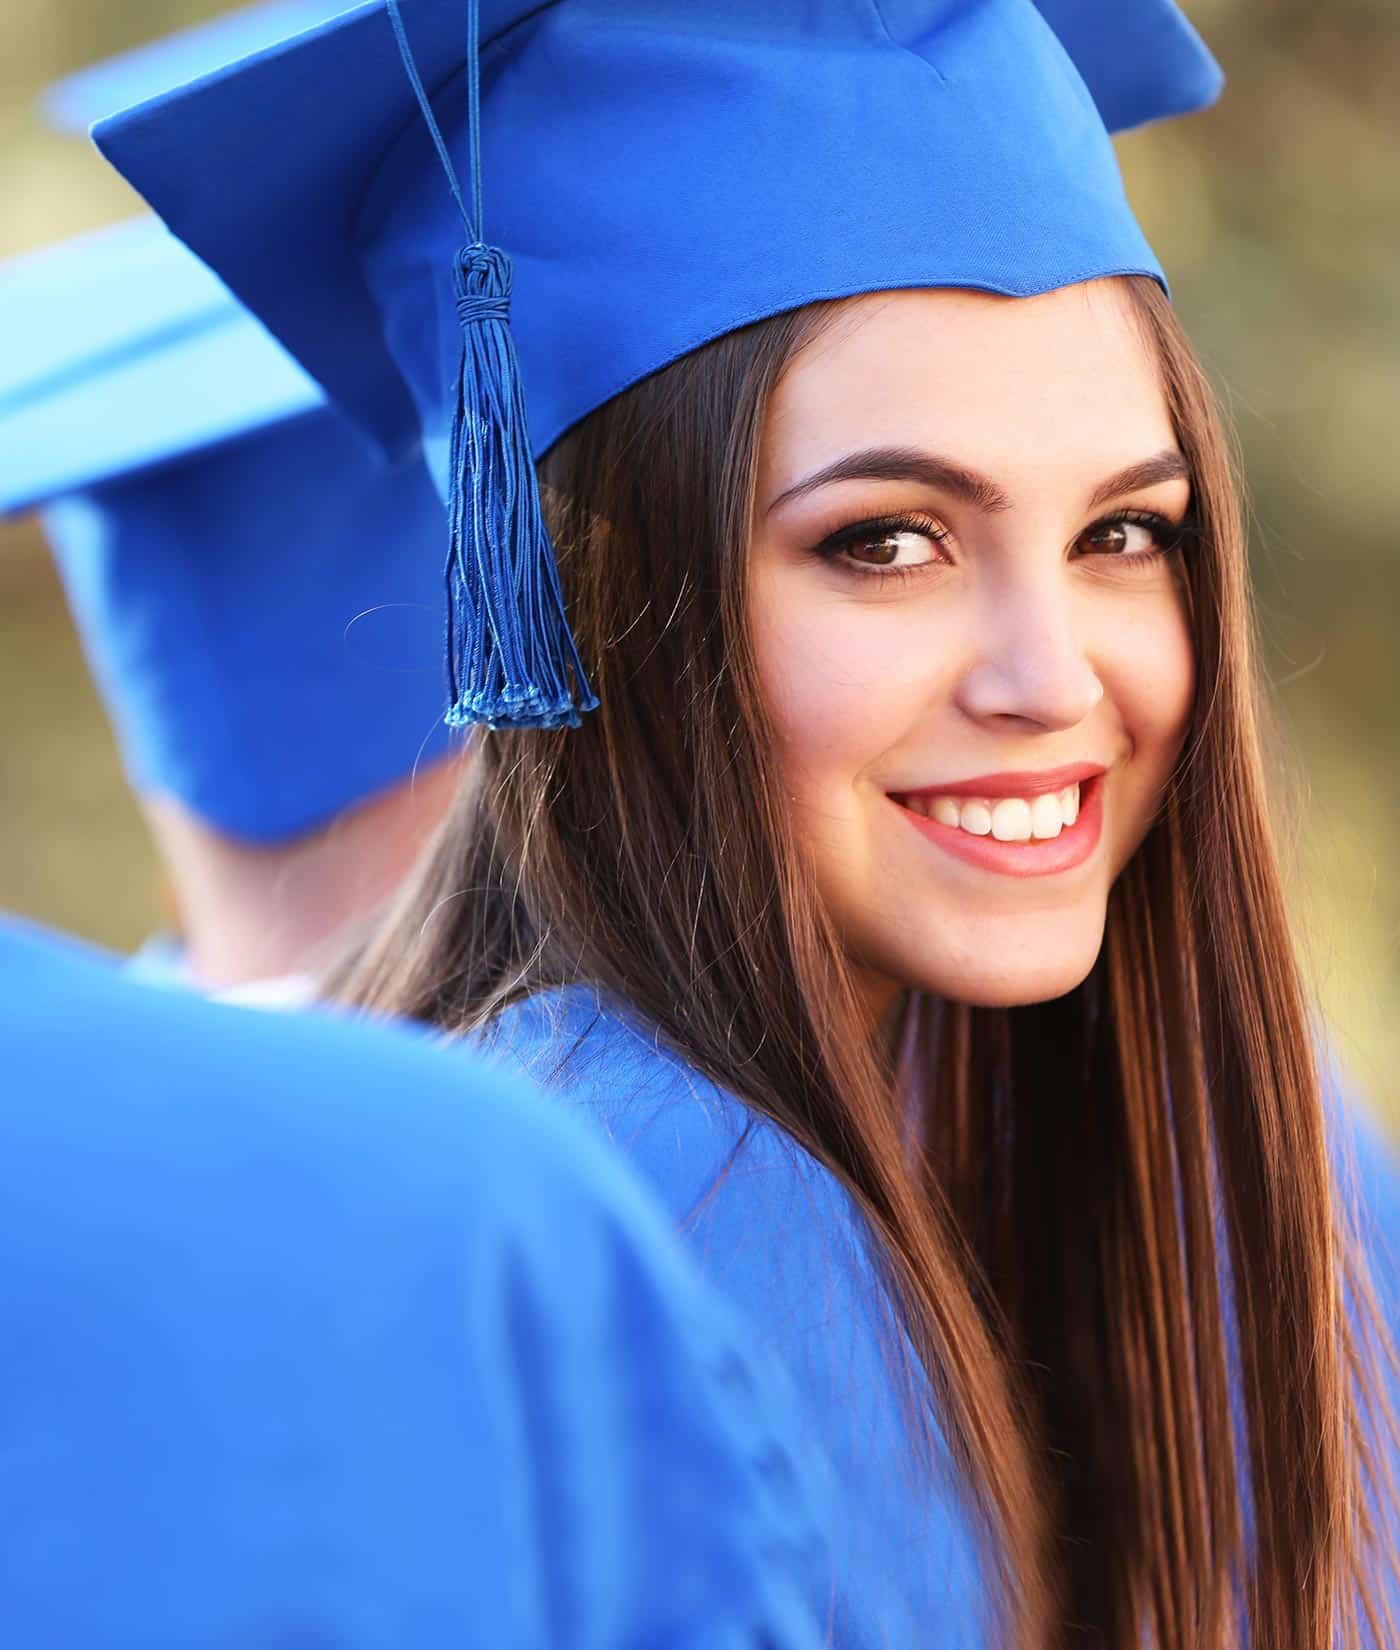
454 245 512 327
442 240 598 730
455 292 510 327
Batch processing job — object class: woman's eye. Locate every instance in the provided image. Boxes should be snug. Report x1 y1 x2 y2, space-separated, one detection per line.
1075 514 1179 559
844 529 937 568
820 517 947 574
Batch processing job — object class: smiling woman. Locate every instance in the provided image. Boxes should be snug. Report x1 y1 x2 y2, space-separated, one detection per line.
339 274 1398 1647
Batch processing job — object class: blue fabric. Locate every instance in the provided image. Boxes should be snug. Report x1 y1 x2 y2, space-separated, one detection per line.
480 986 990 1648
1 216 456 840
42 0 352 132
480 987 1400 1647
94 0 1223 487
41 411 453 841
1027 0 1219 130
1344 1105 1400 1320
1325 1089 1400 1643
0 217 320 512
0 917 831 1649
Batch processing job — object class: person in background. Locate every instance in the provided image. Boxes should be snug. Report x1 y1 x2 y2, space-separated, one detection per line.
4 2 475 996
0 214 459 994
97 0 1400 1645
0 912 830 1649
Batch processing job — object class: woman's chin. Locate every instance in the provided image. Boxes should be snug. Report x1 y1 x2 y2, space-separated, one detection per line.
940 962 1097 1009
864 921 1107 1011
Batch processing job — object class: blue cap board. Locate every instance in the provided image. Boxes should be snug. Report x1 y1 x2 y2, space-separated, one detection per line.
95 0 1222 732
0 214 454 843
42 0 351 132
0 915 829 1646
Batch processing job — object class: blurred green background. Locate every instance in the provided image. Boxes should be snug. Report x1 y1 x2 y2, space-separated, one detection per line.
1 1 1397 1126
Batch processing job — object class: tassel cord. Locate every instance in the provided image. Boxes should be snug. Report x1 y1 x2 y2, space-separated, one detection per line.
383 0 598 729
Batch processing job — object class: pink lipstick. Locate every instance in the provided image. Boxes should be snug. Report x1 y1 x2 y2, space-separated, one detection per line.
890 764 1107 878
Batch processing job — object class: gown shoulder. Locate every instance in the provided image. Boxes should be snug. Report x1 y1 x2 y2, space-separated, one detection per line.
0 921 830 1650
481 984 990 1650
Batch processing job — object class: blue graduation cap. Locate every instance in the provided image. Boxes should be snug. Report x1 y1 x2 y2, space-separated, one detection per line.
95 0 1222 733
0 213 455 843
42 0 350 133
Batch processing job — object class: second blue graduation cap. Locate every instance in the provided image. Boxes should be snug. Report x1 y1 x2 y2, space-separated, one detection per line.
0 215 456 843
94 0 1223 732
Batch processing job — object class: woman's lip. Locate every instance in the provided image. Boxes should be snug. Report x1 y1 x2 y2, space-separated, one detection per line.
891 773 1105 879
895 761 1106 802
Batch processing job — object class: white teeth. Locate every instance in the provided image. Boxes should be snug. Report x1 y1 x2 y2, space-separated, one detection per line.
906 781 1083 842
991 798 1033 842
960 800 993 836
1030 794 1063 839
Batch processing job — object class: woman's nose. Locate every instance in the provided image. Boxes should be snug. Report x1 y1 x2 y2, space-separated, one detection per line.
952 581 1104 733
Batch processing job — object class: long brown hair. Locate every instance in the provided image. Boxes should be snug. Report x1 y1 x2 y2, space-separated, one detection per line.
338 278 1396 1648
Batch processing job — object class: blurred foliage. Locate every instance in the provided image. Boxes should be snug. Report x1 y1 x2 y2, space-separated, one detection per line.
1 0 1397 1123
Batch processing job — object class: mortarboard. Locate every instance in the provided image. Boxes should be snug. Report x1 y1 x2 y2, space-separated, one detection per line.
8 6 462 843
0 218 454 843
41 0 351 134
95 0 1223 733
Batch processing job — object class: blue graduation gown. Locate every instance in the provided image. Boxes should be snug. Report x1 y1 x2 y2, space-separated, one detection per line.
0 922 828 1649
482 986 1400 1648
482 987 990 1648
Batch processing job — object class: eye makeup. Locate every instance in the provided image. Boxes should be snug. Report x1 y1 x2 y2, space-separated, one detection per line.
807 504 1195 583
809 510 951 578
1072 508 1196 571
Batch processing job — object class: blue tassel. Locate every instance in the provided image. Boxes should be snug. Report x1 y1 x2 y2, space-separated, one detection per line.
384 0 597 732
443 244 597 730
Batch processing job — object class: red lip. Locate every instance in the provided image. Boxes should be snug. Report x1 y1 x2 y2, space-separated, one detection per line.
896 761 1106 803
892 772 1106 879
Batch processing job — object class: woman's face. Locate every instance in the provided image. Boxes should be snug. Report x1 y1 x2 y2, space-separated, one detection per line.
749 281 1195 1012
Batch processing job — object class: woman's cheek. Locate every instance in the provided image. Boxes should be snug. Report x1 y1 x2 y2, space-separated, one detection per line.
1094 589 1195 761
753 574 949 781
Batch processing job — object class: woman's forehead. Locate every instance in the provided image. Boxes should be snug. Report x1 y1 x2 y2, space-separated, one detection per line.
762 282 1176 496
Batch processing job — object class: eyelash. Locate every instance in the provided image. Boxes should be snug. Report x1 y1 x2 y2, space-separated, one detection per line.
811 507 1193 582
1081 509 1194 570
812 511 950 583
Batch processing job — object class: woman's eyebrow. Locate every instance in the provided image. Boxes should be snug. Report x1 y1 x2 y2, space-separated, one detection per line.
1086 450 1190 509
764 445 1191 516
765 445 1012 515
